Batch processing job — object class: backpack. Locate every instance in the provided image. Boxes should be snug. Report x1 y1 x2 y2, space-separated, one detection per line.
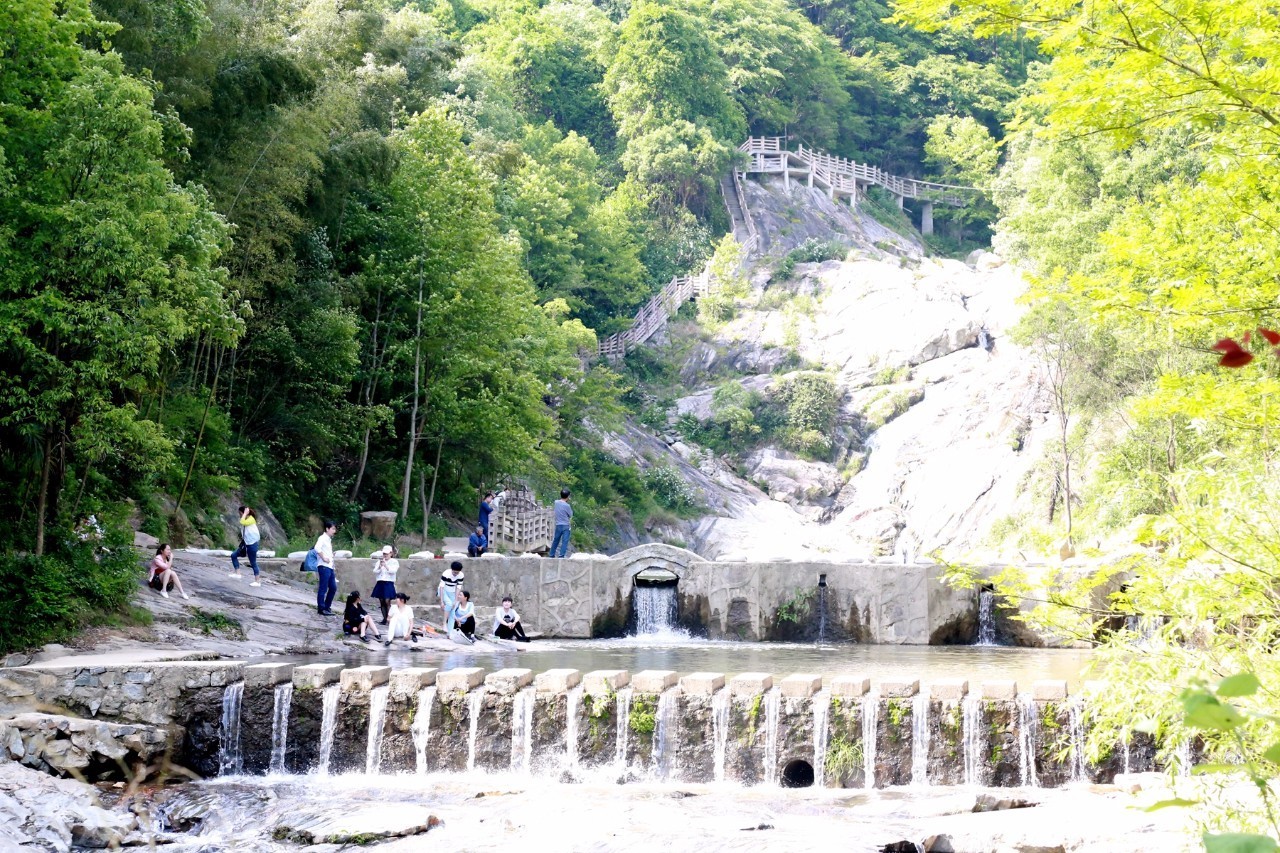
300 549 319 572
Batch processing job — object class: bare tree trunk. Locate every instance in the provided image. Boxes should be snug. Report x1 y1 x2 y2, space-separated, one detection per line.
349 290 384 502
419 466 429 546
35 432 53 556
400 269 424 520
177 349 223 514
424 435 443 534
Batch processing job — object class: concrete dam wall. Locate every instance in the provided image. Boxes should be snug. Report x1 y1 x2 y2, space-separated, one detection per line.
3 661 1161 789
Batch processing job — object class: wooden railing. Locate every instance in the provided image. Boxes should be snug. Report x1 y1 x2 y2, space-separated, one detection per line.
739 137 980 207
489 485 553 553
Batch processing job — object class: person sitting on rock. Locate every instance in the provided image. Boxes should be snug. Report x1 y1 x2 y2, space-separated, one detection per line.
492 595 529 642
342 591 381 643
450 590 477 640
147 543 189 600
384 593 417 646
467 524 487 558
437 561 464 632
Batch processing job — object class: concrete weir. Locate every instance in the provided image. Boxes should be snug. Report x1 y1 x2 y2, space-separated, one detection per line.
3 661 1160 787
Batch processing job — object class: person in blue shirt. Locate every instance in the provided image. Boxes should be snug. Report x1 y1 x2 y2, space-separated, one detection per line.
478 491 495 540
450 590 477 640
467 524 487 558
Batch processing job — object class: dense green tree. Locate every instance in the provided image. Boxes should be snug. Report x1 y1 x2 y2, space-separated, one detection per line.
0 0 236 554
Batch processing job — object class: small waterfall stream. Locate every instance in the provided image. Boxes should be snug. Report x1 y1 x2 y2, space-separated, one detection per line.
465 690 485 772
1017 694 1040 788
316 684 340 775
812 690 830 788
564 686 583 769
633 585 678 635
762 688 781 786
365 685 390 775
412 686 436 775
1067 697 1087 783
976 590 997 646
911 692 931 786
711 688 731 783
268 682 293 775
961 694 982 786
614 688 633 769
816 583 828 645
512 687 535 773
653 688 678 779
218 682 244 776
862 691 878 790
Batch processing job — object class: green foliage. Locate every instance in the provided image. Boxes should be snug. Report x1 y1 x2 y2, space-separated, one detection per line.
629 694 657 736
187 608 245 640
775 238 848 282
0 530 139 653
774 372 839 458
776 587 815 625
642 465 695 512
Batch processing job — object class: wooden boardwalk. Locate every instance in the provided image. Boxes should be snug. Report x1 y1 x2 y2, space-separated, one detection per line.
594 138 981 360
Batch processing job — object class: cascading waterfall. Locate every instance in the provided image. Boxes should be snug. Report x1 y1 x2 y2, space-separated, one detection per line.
365 685 390 775
812 690 830 789
633 585 678 635
862 691 878 790
511 686 535 774
976 590 997 646
316 684 340 775
961 694 982 786
1067 697 1088 783
412 686 436 775
564 686 583 769
1175 739 1192 778
711 688 731 783
762 688 781 787
816 585 828 645
614 688 633 769
218 681 244 776
1017 694 1040 788
465 689 485 772
268 682 293 775
653 688 678 779
911 692 931 786
1122 735 1131 775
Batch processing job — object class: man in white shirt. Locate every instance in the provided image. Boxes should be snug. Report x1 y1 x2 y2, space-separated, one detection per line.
437 561 464 631
315 519 338 616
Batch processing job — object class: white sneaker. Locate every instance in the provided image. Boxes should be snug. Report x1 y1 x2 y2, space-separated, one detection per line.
249 581 260 587
160 590 169 599
181 593 190 600
229 572 241 578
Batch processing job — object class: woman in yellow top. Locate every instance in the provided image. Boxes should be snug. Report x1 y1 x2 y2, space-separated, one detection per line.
229 505 262 586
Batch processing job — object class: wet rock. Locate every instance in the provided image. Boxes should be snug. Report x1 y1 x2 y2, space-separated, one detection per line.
972 793 1037 812
273 805 441 844
0 713 170 783
0 760 137 852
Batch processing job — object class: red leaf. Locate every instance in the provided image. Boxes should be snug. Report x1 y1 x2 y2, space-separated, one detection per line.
1214 338 1246 353
1220 350 1255 368
1259 328 1280 346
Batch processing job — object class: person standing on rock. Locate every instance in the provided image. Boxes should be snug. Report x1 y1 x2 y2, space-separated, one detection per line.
370 545 399 624
550 489 572 558
437 561 464 632
230 505 262 587
478 491 495 541
314 519 338 616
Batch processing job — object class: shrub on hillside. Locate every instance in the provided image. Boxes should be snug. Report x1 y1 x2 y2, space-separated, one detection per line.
0 527 139 654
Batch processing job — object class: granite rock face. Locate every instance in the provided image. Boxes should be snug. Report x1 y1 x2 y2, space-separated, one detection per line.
0 713 170 782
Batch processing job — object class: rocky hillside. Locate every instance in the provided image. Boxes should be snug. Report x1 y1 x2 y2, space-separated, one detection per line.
608 177 1055 562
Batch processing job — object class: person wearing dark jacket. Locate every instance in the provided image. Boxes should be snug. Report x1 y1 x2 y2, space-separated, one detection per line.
342 591 381 643
478 491 495 540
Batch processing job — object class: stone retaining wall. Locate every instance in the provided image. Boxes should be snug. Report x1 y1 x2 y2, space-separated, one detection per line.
5 661 1162 789
262 543 993 643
